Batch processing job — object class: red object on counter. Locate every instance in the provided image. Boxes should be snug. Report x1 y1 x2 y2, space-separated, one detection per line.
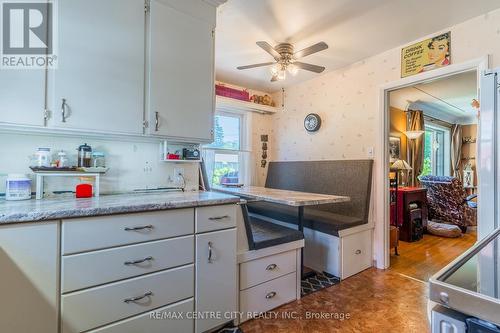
76 184 93 198
215 84 250 101
167 154 180 160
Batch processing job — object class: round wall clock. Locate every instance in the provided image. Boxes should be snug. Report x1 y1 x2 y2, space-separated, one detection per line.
304 113 322 132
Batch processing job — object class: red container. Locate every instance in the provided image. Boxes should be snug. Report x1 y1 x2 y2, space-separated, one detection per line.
76 184 93 198
167 154 180 160
215 84 249 101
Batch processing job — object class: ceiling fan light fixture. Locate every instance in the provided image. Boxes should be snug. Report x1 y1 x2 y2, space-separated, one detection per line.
287 64 298 76
270 64 279 76
277 69 286 81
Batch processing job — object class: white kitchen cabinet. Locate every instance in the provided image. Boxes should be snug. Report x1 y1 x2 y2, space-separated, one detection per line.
196 228 237 333
48 0 145 134
0 222 59 333
0 70 46 126
148 0 215 142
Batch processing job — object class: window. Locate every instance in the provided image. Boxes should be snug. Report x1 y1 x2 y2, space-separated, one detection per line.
203 112 249 187
421 124 451 177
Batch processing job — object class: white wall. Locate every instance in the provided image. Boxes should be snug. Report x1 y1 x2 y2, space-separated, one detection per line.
0 132 200 196
256 8 500 268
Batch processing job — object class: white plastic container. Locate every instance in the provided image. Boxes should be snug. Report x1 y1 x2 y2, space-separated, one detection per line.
35 147 51 167
5 174 32 201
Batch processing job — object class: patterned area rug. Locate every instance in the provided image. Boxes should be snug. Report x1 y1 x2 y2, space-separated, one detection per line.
301 272 340 296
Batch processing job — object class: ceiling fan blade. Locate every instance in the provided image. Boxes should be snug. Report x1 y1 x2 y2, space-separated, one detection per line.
256 41 281 60
294 42 328 59
294 62 325 73
237 62 276 70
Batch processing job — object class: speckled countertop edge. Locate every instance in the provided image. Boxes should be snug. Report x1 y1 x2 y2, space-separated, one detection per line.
0 191 241 224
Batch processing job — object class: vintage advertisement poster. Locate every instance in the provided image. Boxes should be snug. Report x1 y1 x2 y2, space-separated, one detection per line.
401 32 451 78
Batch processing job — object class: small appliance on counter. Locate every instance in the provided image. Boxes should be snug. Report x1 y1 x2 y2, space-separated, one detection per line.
5 174 32 201
183 147 200 160
77 143 92 167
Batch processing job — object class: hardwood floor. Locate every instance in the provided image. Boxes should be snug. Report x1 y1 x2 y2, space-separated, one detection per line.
240 231 476 333
390 229 477 282
240 268 429 333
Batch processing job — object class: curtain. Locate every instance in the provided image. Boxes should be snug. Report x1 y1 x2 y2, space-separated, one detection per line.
406 110 424 186
451 124 462 180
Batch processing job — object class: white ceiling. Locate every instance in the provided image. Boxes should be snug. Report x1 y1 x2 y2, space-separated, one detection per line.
389 71 478 124
215 0 500 92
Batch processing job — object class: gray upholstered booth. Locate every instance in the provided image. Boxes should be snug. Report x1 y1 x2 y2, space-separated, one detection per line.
247 160 373 236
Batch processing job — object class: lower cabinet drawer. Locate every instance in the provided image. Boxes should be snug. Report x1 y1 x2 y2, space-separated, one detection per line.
240 272 296 322
62 236 194 293
341 229 372 279
87 298 194 333
61 265 194 333
240 250 296 290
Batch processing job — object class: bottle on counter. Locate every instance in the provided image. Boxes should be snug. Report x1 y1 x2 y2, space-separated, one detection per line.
34 147 51 167
57 150 69 168
91 151 106 168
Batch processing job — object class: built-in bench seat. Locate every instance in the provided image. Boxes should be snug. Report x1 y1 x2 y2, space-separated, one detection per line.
241 204 304 250
247 201 364 236
246 159 374 280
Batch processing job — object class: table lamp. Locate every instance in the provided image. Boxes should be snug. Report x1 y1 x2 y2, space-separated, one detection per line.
390 159 412 187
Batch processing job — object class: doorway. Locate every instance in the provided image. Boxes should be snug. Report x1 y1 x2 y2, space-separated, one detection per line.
387 70 478 281
377 56 495 274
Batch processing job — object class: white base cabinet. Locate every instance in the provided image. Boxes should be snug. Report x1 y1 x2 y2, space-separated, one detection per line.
0 222 59 333
196 229 237 333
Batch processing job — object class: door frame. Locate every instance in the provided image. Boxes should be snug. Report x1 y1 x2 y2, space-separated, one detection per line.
376 56 490 269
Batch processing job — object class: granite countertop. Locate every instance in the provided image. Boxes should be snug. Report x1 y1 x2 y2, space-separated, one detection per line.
0 191 240 224
214 185 350 206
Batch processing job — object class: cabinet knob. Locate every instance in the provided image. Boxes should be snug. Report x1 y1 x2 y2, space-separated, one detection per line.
155 111 160 131
208 241 213 263
124 256 153 266
265 291 277 299
355 249 362 255
61 98 68 123
265 264 278 271
124 291 153 303
439 292 449 304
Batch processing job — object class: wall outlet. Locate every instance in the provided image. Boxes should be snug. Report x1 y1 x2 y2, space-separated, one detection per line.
143 161 153 173
367 147 374 159
174 167 184 177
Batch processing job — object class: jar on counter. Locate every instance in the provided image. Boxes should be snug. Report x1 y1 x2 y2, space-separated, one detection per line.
92 152 106 168
77 143 92 168
57 150 69 168
35 148 51 167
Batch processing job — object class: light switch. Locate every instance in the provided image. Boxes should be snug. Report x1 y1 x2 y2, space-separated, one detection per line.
367 147 374 159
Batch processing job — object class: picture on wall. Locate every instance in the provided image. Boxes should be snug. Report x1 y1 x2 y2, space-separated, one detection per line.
401 31 451 78
389 136 401 162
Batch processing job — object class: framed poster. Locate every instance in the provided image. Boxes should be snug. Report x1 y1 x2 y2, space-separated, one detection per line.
389 136 401 162
401 32 450 78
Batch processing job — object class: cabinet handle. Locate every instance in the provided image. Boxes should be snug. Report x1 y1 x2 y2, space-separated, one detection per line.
355 249 362 255
266 264 278 271
265 291 277 299
208 241 213 263
124 225 153 231
124 256 153 266
124 291 153 303
61 98 67 123
155 111 160 131
208 215 229 221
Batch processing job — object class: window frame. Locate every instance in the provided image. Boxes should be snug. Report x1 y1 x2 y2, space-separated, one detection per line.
424 123 451 176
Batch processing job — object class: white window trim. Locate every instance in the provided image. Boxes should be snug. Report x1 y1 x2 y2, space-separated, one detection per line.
203 109 252 186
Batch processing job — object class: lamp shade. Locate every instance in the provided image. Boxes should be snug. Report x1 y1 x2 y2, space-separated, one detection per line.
391 159 412 171
404 130 425 140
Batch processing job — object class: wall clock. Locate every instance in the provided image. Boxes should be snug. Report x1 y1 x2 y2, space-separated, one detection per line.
304 113 321 132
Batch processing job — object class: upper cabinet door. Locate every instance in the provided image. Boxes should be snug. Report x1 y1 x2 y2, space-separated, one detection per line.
0 70 46 127
48 0 145 134
148 0 215 142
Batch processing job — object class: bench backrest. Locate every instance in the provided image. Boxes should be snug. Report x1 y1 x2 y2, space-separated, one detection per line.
265 160 373 221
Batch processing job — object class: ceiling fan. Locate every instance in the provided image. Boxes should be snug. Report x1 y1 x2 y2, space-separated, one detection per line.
237 41 328 82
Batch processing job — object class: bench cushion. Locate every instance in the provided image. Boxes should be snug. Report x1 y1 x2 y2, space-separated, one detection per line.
247 201 364 236
249 217 304 250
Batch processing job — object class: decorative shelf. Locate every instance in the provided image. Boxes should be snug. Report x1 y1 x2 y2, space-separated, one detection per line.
216 95 281 114
33 171 104 199
159 140 201 162
161 159 200 163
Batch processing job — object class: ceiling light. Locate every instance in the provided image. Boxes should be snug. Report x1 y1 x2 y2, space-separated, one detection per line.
270 64 279 76
287 64 298 76
277 69 286 81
